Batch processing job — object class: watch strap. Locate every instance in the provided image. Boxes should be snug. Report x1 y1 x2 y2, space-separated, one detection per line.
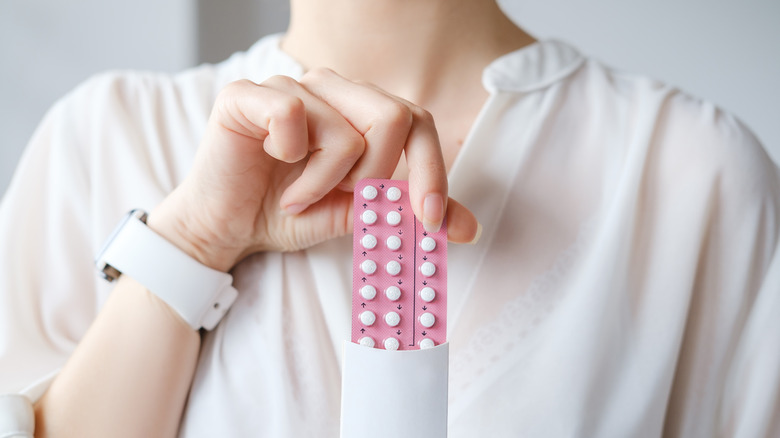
98 213 238 330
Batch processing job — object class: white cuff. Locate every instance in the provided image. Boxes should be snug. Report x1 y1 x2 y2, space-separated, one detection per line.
0 394 34 438
0 370 59 438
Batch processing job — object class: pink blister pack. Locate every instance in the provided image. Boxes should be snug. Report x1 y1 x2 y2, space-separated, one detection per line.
352 178 447 350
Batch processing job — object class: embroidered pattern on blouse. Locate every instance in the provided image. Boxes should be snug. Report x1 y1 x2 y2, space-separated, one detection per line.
449 219 594 402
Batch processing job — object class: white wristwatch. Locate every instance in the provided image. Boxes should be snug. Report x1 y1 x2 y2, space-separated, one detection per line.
95 209 238 331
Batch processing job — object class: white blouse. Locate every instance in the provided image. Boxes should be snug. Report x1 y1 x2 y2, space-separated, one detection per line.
1 34 778 437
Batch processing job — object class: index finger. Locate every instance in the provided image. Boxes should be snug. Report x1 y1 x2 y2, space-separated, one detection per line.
300 70 448 232
403 106 448 233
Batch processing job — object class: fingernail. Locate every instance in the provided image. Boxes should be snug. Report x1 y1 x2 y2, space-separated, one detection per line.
284 203 308 215
422 193 444 233
469 222 483 245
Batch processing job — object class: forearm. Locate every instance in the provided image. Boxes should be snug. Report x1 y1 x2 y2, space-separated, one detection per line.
34 276 200 437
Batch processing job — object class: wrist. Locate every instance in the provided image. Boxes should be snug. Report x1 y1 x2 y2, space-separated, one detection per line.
147 202 242 273
96 207 240 331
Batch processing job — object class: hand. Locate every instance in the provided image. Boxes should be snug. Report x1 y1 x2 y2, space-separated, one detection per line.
148 68 479 272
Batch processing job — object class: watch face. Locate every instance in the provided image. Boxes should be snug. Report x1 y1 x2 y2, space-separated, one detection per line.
94 209 148 281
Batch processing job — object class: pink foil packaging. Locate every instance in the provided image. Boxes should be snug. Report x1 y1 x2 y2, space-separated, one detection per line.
351 179 447 350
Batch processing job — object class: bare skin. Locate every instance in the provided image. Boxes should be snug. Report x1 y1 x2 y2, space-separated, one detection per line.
34 1 534 436
284 0 535 171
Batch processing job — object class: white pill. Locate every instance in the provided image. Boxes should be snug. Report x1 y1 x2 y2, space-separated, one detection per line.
361 210 377 225
385 286 402 301
362 185 378 200
420 312 435 328
386 187 402 202
359 311 376 326
386 260 401 276
361 260 377 275
359 337 376 348
385 311 401 327
384 337 400 351
420 261 436 277
420 236 436 252
360 285 377 300
361 234 377 249
386 211 401 226
420 286 435 302
386 235 402 251
419 338 435 349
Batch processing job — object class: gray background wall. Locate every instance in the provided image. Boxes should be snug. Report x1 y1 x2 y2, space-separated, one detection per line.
1 0 778 198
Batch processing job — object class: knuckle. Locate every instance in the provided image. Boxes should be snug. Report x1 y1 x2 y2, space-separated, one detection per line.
382 101 413 131
421 160 447 176
339 132 366 160
216 79 253 104
270 95 306 122
302 67 336 83
224 78 255 92
411 106 436 126
261 74 300 91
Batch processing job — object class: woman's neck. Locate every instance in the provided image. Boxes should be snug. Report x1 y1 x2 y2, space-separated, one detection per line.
281 0 534 107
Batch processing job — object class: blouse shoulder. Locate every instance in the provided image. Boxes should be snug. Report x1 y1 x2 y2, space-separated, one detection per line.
660 89 779 209
583 57 780 208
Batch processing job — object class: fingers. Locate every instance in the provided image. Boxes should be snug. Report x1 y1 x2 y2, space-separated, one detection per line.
403 107 448 233
212 72 469 240
212 77 368 212
445 198 481 244
257 76 368 212
207 79 309 165
300 69 412 189
300 69 448 232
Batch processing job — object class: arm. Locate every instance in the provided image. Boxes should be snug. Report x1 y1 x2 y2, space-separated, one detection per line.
30 69 479 437
34 276 199 437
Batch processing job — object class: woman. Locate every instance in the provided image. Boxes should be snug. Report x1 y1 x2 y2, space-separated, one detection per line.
1 0 778 436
